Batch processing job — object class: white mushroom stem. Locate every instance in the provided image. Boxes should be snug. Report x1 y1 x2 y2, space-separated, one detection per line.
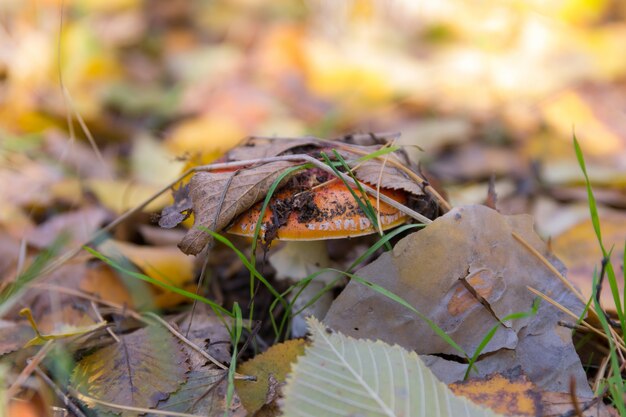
269 241 337 337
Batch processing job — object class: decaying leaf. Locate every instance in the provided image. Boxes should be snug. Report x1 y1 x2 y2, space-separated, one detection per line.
71 325 189 416
235 338 307 415
149 367 246 417
158 184 192 229
282 318 506 417
449 367 543 417
336 145 424 196
178 160 300 254
541 391 619 417
177 307 233 365
324 204 591 396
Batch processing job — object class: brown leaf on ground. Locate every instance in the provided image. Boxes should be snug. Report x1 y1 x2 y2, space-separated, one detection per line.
148 316 244 417
353 159 424 196
227 137 320 161
324 204 590 396
177 160 300 255
158 184 192 229
541 391 619 417
0 320 35 356
71 325 189 417
81 262 136 307
176 307 232 365
449 367 542 417
25 207 109 248
149 367 246 417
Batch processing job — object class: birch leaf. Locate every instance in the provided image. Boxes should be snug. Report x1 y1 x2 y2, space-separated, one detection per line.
281 318 506 417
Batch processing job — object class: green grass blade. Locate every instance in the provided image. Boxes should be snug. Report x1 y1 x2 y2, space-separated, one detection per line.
573 135 625 330
591 263 626 414
464 298 540 380
224 302 243 417
337 269 468 358
246 163 309 334
347 223 424 272
320 151 391 250
84 246 233 317
0 235 67 314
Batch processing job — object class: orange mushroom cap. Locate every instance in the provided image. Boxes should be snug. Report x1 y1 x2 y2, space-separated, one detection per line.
227 179 409 241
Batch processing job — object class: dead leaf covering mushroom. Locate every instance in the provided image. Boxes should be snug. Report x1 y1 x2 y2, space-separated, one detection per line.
324 204 591 396
160 136 430 255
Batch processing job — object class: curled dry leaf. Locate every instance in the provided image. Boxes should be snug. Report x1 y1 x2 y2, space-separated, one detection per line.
178 160 300 255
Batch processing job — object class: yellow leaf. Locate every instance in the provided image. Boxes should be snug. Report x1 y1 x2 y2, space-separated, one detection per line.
236 339 307 414
552 211 626 312
85 179 171 214
449 370 542 417
540 89 622 156
305 40 394 109
165 116 245 165
96 240 196 308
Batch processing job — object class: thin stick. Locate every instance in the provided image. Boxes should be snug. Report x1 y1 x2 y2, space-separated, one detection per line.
6 341 55 399
68 387 203 417
32 364 88 417
142 312 228 371
90 301 120 343
527 286 626 352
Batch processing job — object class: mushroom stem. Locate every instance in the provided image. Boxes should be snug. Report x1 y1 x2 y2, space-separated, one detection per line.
269 241 336 337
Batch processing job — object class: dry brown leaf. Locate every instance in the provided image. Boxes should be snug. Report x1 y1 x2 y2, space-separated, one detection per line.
334 145 425 196
72 325 189 417
25 207 109 249
227 137 319 161
541 391 619 417
449 368 542 417
178 160 299 255
0 320 35 356
325 204 590 396
353 160 423 195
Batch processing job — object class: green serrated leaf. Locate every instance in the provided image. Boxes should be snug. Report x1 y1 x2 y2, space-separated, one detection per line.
282 318 506 417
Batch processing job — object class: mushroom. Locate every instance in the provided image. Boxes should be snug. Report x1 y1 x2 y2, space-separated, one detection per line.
226 167 411 336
